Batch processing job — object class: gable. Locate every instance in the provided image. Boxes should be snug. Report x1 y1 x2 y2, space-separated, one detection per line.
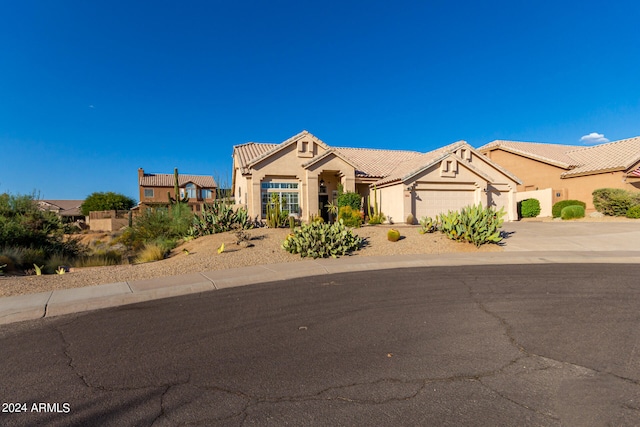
247 130 330 169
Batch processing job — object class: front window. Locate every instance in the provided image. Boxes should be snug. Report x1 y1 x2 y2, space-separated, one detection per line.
201 188 213 199
144 188 154 198
261 182 299 217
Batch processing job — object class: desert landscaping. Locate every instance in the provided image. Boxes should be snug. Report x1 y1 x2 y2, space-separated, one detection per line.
0 225 500 298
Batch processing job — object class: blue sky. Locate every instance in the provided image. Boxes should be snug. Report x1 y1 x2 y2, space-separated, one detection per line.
1 1 639 200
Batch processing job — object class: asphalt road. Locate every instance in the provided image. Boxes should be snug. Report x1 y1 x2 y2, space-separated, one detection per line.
1 263 639 426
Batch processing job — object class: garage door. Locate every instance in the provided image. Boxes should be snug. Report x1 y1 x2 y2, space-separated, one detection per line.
415 190 475 219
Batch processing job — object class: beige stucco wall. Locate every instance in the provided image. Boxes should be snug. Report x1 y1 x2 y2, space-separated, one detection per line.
516 188 553 217
377 185 403 224
237 138 363 221
384 153 519 221
483 149 640 211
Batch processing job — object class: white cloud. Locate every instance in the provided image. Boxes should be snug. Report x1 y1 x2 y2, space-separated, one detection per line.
88 105 95 109
579 132 609 145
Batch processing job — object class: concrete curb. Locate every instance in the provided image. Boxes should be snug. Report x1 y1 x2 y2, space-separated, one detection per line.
1 250 639 326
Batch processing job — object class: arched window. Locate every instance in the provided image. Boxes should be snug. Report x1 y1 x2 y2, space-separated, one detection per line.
185 183 197 198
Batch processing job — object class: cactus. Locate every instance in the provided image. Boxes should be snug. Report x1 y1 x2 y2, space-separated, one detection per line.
168 168 189 205
418 216 438 234
405 214 414 225
437 204 505 246
265 193 287 228
387 229 401 242
189 201 253 236
282 220 362 258
367 185 384 224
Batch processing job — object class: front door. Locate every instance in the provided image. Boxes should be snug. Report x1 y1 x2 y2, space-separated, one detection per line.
318 195 329 222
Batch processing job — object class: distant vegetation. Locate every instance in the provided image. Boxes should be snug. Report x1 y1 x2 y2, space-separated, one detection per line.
81 192 136 216
0 192 84 274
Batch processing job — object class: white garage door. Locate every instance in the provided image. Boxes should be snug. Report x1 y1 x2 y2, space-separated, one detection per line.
415 190 475 219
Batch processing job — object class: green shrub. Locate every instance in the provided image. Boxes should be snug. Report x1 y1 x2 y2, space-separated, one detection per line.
0 193 86 272
626 205 640 219
282 220 362 258
418 216 438 234
122 206 194 250
560 205 585 220
338 205 362 228
592 188 639 216
337 192 362 211
438 204 505 247
518 198 541 218
552 200 586 218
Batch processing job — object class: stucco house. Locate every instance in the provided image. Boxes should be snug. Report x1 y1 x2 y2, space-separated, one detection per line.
137 168 217 212
37 200 84 222
478 136 640 211
232 131 521 223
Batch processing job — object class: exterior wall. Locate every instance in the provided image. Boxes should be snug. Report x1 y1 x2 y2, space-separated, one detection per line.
89 218 128 232
377 185 403 224
239 139 365 222
391 154 519 221
516 188 553 217
482 149 640 211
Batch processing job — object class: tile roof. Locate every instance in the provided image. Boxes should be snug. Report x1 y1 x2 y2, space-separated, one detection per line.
334 147 423 178
561 136 640 177
478 140 580 168
139 173 216 188
373 142 465 185
478 136 640 177
39 200 84 216
233 133 520 187
233 142 278 174
246 130 329 169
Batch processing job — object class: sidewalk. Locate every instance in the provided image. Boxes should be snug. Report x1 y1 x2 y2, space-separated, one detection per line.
1 222 639 325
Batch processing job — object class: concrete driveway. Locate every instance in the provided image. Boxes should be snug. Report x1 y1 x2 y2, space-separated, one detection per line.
501 221 640 252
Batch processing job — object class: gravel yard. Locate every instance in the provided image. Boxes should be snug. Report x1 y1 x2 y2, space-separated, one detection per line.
0 225 500 297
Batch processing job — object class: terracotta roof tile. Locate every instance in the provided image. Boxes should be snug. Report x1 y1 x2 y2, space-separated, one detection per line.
478 140 580 168
140 173 216 188
234 142 278 174
562 136 640 177
479 137 640 177
334 147 423 178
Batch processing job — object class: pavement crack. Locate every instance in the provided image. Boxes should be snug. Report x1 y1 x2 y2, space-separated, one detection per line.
477 378 560 422
52 324 97 390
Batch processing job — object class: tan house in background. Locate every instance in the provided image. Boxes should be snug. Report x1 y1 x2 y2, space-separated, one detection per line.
137 168 217 212
478 136 640 211
232 130 521 223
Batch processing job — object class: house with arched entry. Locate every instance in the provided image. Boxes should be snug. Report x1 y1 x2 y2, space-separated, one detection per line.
232 131 521 223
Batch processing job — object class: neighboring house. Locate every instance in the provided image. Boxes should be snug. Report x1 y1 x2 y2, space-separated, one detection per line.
478 136 640 211
37 200 84 222
232 130 521 223
137 168 217 212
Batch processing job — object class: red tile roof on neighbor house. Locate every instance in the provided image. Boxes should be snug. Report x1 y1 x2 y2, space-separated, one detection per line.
139 172 217 188
478 136 640 177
